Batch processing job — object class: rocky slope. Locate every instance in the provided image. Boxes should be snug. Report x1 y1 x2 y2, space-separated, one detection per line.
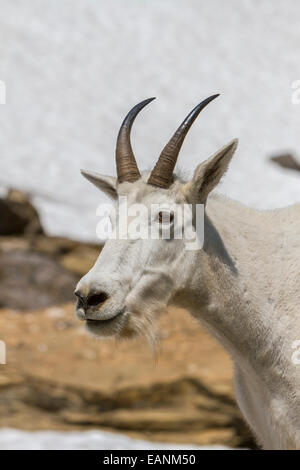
0 189 101 310
0 304 255 448
0 234 100 310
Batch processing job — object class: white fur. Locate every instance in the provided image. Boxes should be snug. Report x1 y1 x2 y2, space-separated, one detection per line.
76 139 300 449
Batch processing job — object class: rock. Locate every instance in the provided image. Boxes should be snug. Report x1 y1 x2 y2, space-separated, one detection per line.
60 245 102 276
62 407 234 431
0 234 100 310
0 191 101 309
270 153 300 172
0 373 23 389
0 189 43 236
0 304 256 448
0 251 79 310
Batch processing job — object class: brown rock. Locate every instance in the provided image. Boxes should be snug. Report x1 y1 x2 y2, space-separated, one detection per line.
60 245 101 276
0 304 256 448
0 373 24 389
270 153 300 172
0 233 100 310
0 251 79 310
0 189 43 236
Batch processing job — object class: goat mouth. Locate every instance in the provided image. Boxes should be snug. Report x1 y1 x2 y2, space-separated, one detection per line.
85 309 125 327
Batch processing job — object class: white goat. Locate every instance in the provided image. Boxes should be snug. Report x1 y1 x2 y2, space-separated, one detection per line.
75 96 300 449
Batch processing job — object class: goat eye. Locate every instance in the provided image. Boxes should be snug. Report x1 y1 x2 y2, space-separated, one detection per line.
158 211 174 224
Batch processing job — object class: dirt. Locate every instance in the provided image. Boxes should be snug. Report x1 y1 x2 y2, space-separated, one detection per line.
0 303 256 448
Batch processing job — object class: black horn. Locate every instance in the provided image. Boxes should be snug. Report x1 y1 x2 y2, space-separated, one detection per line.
147 94 219 188
116 98 155 183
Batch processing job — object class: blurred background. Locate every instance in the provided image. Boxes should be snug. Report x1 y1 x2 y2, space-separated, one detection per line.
1 0 300 449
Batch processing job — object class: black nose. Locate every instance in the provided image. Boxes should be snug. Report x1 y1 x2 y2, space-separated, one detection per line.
75 290 109 311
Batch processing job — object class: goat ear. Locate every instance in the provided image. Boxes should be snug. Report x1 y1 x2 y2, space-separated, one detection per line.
81 170 117 200
185 139 238 203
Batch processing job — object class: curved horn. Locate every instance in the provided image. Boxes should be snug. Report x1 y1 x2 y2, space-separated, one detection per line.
147 94 219 188
116 98 155 183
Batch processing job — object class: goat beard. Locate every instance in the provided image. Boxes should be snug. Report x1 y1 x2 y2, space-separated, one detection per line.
120 301 167 355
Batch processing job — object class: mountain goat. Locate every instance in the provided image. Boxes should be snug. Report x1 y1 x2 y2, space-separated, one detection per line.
75 96 300 449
